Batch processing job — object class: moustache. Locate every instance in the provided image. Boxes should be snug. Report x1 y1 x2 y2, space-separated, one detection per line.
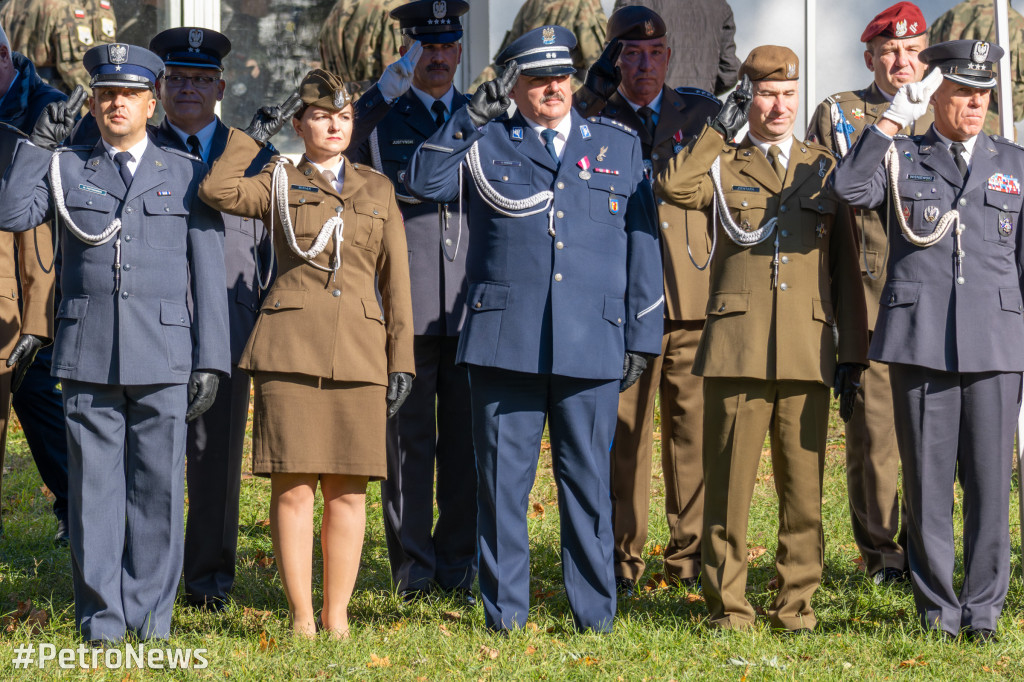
427 63 450 71
542 93 565 103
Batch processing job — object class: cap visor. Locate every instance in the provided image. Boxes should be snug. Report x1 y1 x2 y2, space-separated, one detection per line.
519 65 577 77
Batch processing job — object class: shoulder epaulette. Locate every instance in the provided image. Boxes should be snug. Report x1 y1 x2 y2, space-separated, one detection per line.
991 135 1024 152
351 162 387 177
55 144 93 153
586 116 637 136
160 146 202 162
674 86 720 104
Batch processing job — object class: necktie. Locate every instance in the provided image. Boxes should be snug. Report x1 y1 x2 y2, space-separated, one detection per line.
951 141 968 179
768 145 785 183
431 100 447 129
540 128 560 166
322 169 338 191
637 105 656 140
186 134 202 161
114 151 134 190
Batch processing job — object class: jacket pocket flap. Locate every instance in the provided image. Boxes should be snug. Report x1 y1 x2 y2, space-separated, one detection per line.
811 298 835 323
57 295 89 319
799 196 838 214
261 289 306 311
482 162 532 185
602 295 625 326
984 188 1024 212
66 189 117 212
235 286 260 311
585 173 622 193
352 201 387 218
143 195 189 216
468 281 510 311
0 276 17 300
159 300 190 326
725 193 767 211
999 287 1023 313
882 280 921 307
706 291 750 315
362 298 385 323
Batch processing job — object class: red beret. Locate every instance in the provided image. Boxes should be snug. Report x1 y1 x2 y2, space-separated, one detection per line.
860 2 926 43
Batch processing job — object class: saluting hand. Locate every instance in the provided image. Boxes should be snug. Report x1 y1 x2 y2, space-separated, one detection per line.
29 86 85 151
467 61 521 128
6 334 44 392
585 39 623 101
243 91 303 145
710 74 752 142
378 40 423 102
883 67 943 129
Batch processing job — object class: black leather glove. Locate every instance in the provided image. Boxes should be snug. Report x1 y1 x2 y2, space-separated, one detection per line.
185 371 219 422
467 61 521 128
620 352 653 393
30 86 85 150
6 334 44 392
709 74 753 142
386 371 414 418
833 363 865 423
584 39 622 102
242 91 303 145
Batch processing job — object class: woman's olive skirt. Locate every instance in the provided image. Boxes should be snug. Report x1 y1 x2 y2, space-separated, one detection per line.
251 371 387 480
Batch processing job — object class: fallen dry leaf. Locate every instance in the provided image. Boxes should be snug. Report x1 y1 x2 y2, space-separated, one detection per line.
684 593 704 603
526 622 539 632
258 631 276 652
898 657 927 668
254 551 274 569
15 600 32 618
525 646 537 655
479 645 500 660
540 440 551 452
529 502 545 519
649 544 664 557
368 654 390 668
747 546 767 562
26 608 48 634
255 519 270 527
40 486 55 502
852 556 866 572
438 624 452 637
442 610 462 622
767 576 779 590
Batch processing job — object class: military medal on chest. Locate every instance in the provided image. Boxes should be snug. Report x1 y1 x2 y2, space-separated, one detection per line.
673 129 685 154
577 156 591 180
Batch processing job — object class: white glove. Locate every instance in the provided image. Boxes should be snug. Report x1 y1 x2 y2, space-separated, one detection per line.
883 67 943 128
377 41 423 102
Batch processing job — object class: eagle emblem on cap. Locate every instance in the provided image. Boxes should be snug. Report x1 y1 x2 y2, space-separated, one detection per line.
432 0 446 19
108 43 128 64
542 27 556 45
972 41 991 65
895 19 907 37
644 20 655 36
333 89 349 109
188 28 204 50
786 63 796 78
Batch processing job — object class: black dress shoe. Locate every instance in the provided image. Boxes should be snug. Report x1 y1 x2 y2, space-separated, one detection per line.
53 517 70 547
872 567 907 585
615 577 637 598
966 628 998 643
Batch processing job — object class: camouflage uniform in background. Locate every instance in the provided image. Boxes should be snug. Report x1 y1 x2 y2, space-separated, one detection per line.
468 0 607 92
318 0 403 99
928 0 1024 130
0 0 117 94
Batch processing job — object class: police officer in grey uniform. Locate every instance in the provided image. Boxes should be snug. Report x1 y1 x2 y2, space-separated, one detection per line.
346 0 477 603
834 40 1021 642
148 26 274 612
0 43 229 642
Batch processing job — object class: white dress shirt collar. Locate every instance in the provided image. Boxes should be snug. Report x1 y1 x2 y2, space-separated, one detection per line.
620 88 664 117
410 84 455 120
308 156 345 193
933 127 977 167
166 117 218 162
522 112 574 160
101 136 150 176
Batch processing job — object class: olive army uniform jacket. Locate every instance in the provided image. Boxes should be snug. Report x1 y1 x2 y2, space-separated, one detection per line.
807 82 934 329
199 129 415 386
575 85 720 321
657 126 869 382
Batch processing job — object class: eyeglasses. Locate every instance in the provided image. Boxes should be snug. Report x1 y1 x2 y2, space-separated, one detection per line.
164 75 219 88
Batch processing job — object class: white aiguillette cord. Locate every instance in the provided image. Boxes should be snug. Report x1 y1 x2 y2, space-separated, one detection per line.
49 150 124 290
883 144 965 283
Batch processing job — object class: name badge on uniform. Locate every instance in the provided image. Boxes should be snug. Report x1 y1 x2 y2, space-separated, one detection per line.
391 139 415 145
732 185 760 192
609 196 621 214
987 172 1021 194
77 184 107 195
291 184 319 192
907 174 934 182
580 125 592 140
511 127 523 141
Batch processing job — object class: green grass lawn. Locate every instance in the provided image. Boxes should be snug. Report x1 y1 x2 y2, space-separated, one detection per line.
1 400 1022 680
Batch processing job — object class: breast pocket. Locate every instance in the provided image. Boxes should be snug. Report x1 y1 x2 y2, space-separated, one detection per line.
483 161 532 186
724 192 766 235
983 189 1022 247
65 188 117 225
799 196 837 246
142 195 189 250
587 173 628 227
897 192 944 242
351 201 386 252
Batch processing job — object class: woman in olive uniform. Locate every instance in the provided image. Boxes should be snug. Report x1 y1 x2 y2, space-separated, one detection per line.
199 70 415 638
